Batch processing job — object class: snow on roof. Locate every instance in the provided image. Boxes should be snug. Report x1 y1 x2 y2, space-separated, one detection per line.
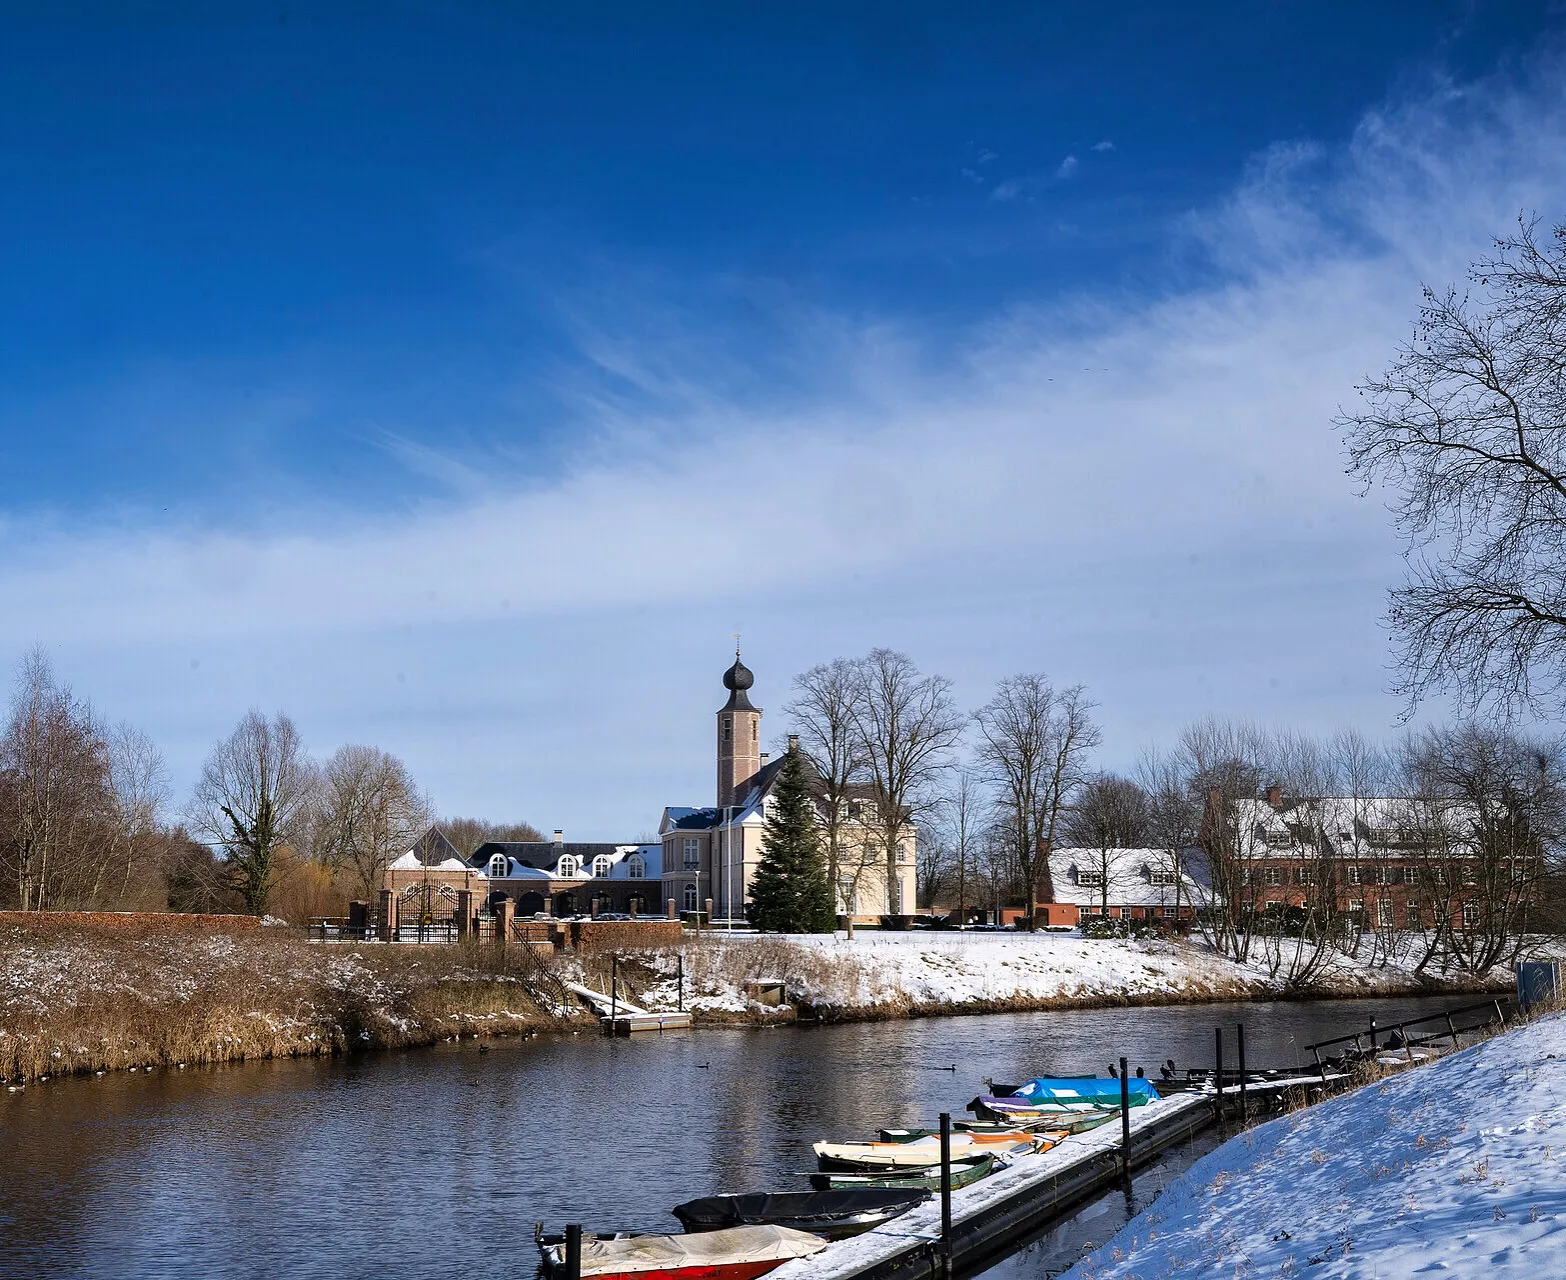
1046 848 1204 907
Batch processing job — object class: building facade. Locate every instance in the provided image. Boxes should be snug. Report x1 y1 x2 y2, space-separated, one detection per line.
659 654 916 925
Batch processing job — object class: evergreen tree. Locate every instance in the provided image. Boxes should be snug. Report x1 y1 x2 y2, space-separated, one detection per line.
748 748 834 933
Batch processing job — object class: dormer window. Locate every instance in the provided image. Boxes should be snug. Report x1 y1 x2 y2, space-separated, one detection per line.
487 854 509 878
627 854 646 880
558 854 580 878
593 855 612 878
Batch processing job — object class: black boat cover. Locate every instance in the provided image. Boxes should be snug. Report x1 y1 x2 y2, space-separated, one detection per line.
672 1190 929 1231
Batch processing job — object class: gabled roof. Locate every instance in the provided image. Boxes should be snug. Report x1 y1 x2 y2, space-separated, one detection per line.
407 826 465 867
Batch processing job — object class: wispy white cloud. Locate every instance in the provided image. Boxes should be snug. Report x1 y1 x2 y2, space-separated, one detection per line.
1093 139 1115 152
5 55 1565 833
1056 154 1079 178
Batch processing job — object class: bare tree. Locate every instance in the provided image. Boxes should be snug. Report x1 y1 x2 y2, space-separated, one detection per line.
1064 773 1150 918
974 675 1100 925
1397 723 1562 975
189 710 316 916
787 658 868 924
850 650 965 917
1136 745 1200 919
317 745 433 901
441 816 545 856
935 767 986 926
1180 717 1268 960
1342 216 1566 717
0 649 117 910
102 722 172 907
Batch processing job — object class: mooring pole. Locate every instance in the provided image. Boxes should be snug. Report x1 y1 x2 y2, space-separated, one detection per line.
1237 1024 1248 1125
678 953 685 1012
565 1224 582 1280
610 954 618 1033
1119 1055 1132 1180
1446 1012 1460 1048
1368 1016 1377 1052
1214 1027 1224 1118
939 1111 953 1280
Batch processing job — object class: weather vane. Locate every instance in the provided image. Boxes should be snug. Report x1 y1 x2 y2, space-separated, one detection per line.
731 631 741 657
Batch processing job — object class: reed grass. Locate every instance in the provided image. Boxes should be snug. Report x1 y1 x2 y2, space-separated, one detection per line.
0 920 572 1082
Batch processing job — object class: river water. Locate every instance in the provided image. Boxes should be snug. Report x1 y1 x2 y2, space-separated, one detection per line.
0 994 1480 1280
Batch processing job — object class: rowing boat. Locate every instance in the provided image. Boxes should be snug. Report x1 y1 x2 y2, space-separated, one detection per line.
813 1132 1049 1172
808 1152 999 1193
537 1224 827 1280
672 1190 927 1241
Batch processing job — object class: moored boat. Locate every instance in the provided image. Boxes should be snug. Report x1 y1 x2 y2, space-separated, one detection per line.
671 1190 928 1241
808 1152 999 1193
813 1132 1050 1172
537 1224 827 1280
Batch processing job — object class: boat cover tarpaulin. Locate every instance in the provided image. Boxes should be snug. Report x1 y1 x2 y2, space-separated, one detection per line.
576 1225 827 1277
1013 1077 1161 1107
673 1190 926 1232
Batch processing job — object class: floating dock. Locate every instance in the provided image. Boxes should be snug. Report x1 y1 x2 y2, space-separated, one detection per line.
772 1074 1344 1280
563 983 694 1035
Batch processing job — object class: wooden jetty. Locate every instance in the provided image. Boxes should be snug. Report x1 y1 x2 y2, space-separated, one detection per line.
769 1072 1345 1280
564 982 693 1036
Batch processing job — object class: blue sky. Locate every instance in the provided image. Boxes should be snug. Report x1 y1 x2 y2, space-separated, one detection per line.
3 3 1565 836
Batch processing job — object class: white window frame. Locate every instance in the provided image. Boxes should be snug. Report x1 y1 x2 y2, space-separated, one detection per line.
1377 898 1395 928
627 854 646 880
683 883 699 912
558 854 580 878
593 855 612 878
683 837 700 869
487 854 509 878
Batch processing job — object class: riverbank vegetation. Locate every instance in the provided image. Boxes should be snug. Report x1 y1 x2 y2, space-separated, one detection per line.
3 914 1519 1085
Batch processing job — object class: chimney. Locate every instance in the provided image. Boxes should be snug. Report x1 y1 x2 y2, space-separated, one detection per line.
553 828 564 847
760 751 770 766
1265 784 1283 808
787 734 800 754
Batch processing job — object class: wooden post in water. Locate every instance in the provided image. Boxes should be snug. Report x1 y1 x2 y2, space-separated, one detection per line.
939 1112 953 1280
610 954 619 1033
1368 1017 1378 1052
1446 1012 1460 1048
1214 1027 1224 1117
1119 1055 1131 1180
1237 1025 1247 1125
565 1224 582 1280
677 953 685 1012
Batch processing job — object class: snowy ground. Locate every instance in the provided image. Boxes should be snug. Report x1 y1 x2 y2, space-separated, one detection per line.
626 930 1506 1019
1066 1012 1566 1278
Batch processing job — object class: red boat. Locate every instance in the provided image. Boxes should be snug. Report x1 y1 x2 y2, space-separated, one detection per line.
537 1224 828 1280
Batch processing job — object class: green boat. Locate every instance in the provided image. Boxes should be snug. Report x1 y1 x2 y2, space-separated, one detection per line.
808 1153 998 1193
878 1120 1062 1142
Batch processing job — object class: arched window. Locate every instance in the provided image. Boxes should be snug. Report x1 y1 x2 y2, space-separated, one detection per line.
487 854 509 878
558 854 580 878
627 854 646 880
593 854 612 878
683 883 699 912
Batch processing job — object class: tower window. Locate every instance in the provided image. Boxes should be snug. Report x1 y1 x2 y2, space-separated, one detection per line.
752 722 758 743
724 718 732 742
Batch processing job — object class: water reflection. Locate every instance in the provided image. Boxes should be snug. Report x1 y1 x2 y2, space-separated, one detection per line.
0 995 1474 1280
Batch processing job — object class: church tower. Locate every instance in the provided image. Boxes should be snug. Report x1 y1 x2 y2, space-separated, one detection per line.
717 651 762 808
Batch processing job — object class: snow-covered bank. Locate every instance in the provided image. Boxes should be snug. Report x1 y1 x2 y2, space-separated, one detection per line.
1067 1012 1566 1278
622 931 1507 1022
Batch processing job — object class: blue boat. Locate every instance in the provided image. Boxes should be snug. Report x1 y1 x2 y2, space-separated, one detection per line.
1013 1076 1161 1107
